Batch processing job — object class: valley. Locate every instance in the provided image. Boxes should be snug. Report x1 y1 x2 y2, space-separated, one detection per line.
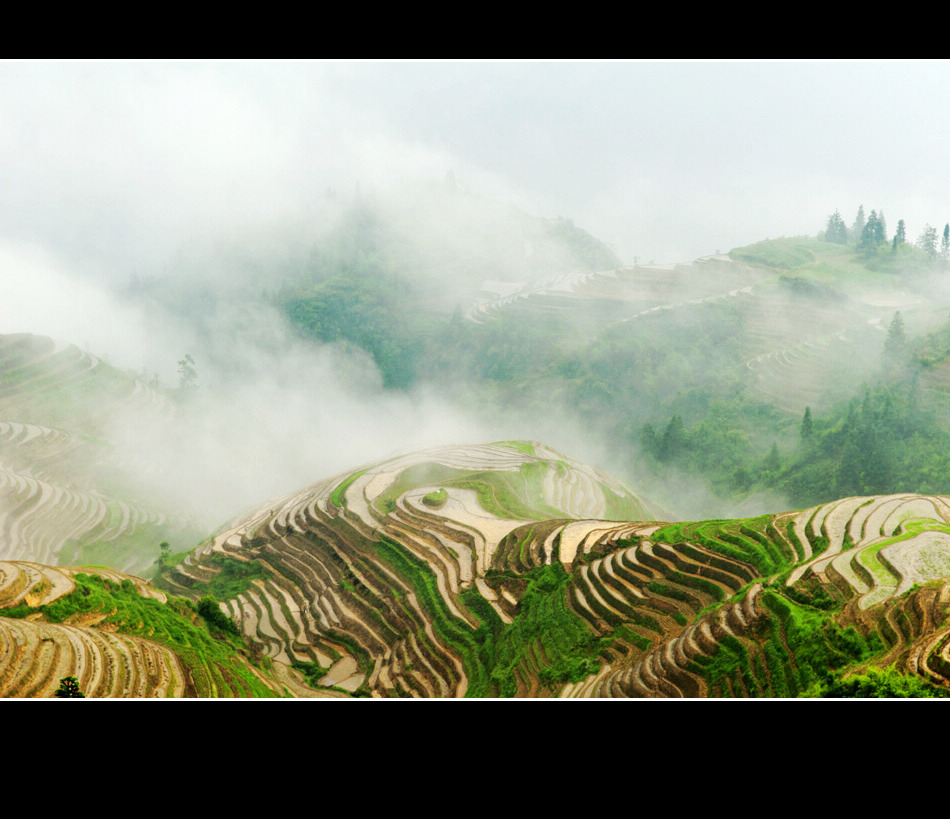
5 201 950 698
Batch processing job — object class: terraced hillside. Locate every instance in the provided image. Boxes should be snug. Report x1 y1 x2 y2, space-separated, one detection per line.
468 244 939 416
0 559 309 697
0 333 199 574
154 442 950 697
158 441 655 696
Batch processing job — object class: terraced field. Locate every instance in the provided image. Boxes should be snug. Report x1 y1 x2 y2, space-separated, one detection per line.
0 558 313 697
152 442 950 697
0 333 195 575
470 257 768 332
8 237 950 696
469 250 938 416
156 441 656 696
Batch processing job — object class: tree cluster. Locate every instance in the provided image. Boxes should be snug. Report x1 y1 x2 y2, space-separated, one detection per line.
859 209 887 249
823 206 950 267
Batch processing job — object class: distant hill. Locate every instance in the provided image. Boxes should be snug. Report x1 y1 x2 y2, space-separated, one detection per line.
0 333 201 575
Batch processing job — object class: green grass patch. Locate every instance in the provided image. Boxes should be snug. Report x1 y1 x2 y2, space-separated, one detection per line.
500 441 536 455
422 488 448 508
187 554 270 600
729 237 820 270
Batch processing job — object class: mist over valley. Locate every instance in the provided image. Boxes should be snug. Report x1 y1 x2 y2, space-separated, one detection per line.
5 61 950 698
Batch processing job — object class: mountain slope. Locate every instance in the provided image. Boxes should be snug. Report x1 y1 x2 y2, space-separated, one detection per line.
0 333 200 574
0 560 308 697
158 441 656 696
153 443 950 697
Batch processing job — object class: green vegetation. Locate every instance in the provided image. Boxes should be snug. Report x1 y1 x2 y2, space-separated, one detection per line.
54 676 85 698
331 469 367 508
291 659 332 689
481 563 610 694
422 488 447 508
729 236 820 269
188 554 269 600
502 441 536 455
805 666 949 698
373 534 613 697
374 536 487 695
196 594 239 636
692 587 883 697
2 573 279 697
652 516 795 577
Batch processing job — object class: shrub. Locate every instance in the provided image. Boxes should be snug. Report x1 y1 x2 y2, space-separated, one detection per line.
55 676 85 698
422 488 448 508
197 595 239 636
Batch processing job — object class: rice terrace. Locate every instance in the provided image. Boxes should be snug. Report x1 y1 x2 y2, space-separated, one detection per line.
6 60 950 699
5 221 950 698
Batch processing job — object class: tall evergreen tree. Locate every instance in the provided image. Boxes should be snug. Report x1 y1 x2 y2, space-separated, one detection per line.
860 211 878 248
893 219 907 250
659 415 687 462
824 210 848 244
917 224 938 258
860 210 887 249
762 442 781 474
852 205 866 245
884 311 908 373
800 406 813 440
942 223 949 264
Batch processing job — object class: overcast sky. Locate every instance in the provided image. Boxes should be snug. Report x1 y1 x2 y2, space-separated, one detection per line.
2 59 949 276
5 59 948 520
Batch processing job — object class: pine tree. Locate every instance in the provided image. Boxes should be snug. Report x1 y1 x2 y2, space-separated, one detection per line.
884 311 908 374
852 205 865 245
917 224 938 258
800 406 813 441
824 210 848 244
893 219 907 250
860 210 878 248
942 224 949 264
860 210 887 249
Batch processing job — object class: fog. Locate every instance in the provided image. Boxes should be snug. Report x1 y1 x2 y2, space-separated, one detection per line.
4 60 950 526
7 61 950 272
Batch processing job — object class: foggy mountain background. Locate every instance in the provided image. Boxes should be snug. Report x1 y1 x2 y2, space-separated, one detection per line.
4 59 950 527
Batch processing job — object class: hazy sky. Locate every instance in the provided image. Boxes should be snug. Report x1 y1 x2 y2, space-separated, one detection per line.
6 59 947 521
2 59 949 275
